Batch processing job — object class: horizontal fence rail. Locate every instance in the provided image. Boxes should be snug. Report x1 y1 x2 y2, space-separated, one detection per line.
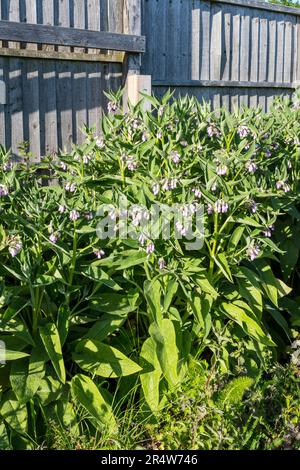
0 20 145 52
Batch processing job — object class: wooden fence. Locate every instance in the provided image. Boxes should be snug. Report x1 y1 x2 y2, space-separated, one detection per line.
1 0 300 159
0 0 144 160
141 0 300 111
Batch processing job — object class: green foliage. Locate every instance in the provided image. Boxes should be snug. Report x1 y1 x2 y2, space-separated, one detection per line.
0 90 300 448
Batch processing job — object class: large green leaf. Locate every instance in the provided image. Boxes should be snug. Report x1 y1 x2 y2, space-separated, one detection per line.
221 301 275 346
39 323 66 384
10 346 45 404
83 314 125 341
73 339 142 378
71 374 117 433
0 391 28 434
144 279 162 322
90 291 139 315
149 319 179 387
140 337 162 414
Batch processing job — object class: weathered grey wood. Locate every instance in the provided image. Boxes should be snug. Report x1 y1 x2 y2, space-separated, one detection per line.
284 19 293 83
24 0 38 51
8 0 20 49
88 0 101 54
0 20 146 52
268 13 277 83
231 11 240 81
41 0 55 53
258 17 268 82
191 0 201 80
152 79 296 89
72 62 87 144
240 10 250 81
87 61 102 135
222 10 231 80
73 0 87 54
210 4 222 80
41 61 58 156
9 58 24 157
276 19 285 83
56 61 73 151
212 0 300 17
200 1 211 80
250 15 259 82
0 47 124 63
143 0 299 112
22 60 40 161
124 0 142 73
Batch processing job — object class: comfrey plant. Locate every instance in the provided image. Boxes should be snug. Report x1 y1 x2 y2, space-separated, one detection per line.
0 91 300 448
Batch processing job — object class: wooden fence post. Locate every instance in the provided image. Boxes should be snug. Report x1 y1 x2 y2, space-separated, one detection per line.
123 0 151 110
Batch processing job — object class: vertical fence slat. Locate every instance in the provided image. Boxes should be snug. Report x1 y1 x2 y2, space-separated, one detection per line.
240 11 250 81
284 19 293 83
231 11 240 81
276 19 285 83
9 59 24 157
268 13 276 83
191 0 200 80
210 5 222 80
222 10 231 81
42 60 58 156
200 1 211 80
73 0 87 53
23 59 40 161
259 17 268 82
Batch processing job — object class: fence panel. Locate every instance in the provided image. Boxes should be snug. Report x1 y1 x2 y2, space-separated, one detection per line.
0 0 127 159
141 0 300 110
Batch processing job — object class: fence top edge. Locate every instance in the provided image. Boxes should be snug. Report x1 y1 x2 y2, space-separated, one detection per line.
209 0 300 17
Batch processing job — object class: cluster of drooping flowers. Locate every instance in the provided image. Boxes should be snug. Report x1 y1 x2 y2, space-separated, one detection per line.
142 131 150 142
107 101 117 113
237 125 251 139
3 161 12 172
175 220 188 237
122 154 138 172
83 154 92 165
262 224 275 238
49 232 60 244
248 200 258 214
217 165 228 176
152 183 160 196
247 243 260 261
58 204 66 214
94 249 105 260
146 242 155 254
170 151 181 164
158 258 166 270
161 178 178 192
59 161 67 171
7 236 22 257
131 207 150 228
192 188 202 199
245 160 257 173
0 184 9 197
214 199 229 214
207 124 220 138
95 136 105 148
276 180 291 192
65 182 76 193
70 210 80 222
